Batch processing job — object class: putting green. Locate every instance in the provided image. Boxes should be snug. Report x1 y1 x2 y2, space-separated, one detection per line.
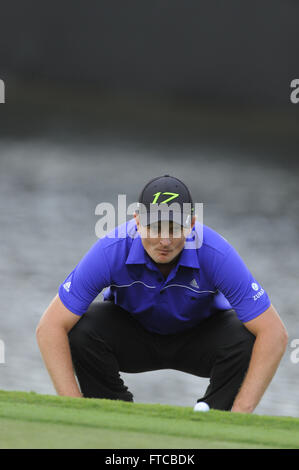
0 390 298 449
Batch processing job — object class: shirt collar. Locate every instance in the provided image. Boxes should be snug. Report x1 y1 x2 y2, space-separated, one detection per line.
177 246 200 270
125 234 147 265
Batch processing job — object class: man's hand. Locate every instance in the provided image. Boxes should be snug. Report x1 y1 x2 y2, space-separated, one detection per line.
231 304 288 413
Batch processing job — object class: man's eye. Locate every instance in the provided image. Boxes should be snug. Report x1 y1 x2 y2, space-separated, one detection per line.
148 225 159 236
172 227 182 235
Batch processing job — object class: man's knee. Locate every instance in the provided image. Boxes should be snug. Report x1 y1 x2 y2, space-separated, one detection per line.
238 336 255 372
215 310 256 357
242 329 255 351
241 329 255 359
68 318 95 356
216 321 255 371
68 302 105 350
231 328 255 372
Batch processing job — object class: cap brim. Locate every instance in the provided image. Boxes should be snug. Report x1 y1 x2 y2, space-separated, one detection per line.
139 210 191 228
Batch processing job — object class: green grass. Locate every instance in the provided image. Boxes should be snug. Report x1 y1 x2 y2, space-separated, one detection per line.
0 390 298 449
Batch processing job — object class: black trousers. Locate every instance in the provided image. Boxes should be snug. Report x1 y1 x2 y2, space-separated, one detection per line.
68 301 255 411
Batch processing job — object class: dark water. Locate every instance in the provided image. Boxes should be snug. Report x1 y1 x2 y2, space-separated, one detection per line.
0 132 299 417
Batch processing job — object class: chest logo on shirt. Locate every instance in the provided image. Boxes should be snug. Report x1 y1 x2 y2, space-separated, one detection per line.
190 278 199 289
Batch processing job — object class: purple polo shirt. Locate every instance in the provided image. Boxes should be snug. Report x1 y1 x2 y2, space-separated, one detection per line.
58 219 271 334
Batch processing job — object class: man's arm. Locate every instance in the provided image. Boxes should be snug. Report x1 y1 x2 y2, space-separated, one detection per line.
36 294 83 397
231 304 288 413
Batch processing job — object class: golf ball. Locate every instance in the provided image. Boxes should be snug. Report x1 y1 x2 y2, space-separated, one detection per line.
193 402 210 412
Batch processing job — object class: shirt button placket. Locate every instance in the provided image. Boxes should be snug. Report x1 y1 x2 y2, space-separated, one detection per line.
157 276 165 294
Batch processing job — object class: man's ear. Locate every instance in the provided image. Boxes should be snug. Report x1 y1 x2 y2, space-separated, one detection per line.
134 212 140 231
183 215 196 238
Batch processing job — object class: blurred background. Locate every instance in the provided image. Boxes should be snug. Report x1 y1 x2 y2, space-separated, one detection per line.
0 0 299 417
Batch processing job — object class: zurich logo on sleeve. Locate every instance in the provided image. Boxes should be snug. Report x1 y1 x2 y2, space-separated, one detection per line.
251 282 265 301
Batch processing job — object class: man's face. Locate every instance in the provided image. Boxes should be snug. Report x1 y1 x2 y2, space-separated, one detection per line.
134 213 196 264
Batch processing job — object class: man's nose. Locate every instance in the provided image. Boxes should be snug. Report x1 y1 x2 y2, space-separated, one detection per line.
159 237 171 247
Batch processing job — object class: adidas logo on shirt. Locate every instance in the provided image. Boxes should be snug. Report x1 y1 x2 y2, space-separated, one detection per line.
63 281 71 292
190 278 199 288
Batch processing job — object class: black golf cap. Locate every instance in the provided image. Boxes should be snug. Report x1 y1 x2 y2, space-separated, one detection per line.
137 175 194 227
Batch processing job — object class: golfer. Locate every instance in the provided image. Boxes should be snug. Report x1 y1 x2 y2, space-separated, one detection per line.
36 175 288 412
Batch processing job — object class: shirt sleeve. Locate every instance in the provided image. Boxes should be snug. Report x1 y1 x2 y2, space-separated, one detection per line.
58 238 111 316
212 245 271 322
